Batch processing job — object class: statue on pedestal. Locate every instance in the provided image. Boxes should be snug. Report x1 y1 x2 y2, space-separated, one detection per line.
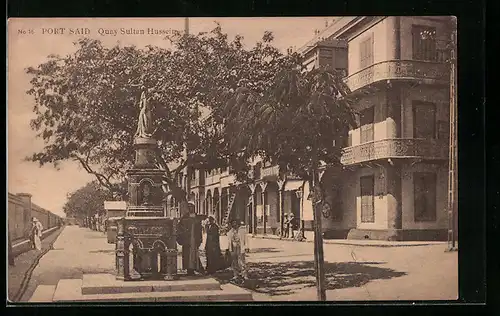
135 89 153 139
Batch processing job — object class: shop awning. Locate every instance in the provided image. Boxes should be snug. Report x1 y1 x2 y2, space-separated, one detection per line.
284 180 304 192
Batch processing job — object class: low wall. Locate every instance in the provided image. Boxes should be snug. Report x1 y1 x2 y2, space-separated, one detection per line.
11 226 61 257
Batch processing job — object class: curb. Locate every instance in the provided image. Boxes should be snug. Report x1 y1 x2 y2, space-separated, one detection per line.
250 235 445 248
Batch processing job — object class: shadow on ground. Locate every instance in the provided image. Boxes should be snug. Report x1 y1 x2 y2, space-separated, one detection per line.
214 261 406 296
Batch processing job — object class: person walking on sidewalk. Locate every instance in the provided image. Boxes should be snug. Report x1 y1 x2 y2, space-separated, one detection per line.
30 217 43 251
227 220 248 283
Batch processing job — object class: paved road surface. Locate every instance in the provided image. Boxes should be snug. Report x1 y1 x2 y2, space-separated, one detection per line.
19 225 458 302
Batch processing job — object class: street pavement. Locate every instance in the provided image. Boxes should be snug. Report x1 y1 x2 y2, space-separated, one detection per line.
18 225 458 302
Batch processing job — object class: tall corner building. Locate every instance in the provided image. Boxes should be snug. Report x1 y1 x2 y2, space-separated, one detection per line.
296 16 454 241
176 16 455 242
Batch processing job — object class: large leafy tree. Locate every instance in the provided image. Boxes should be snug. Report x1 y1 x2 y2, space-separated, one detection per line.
63 181 113 219
223 67 357 182
25 25 299 202
222 58 358 303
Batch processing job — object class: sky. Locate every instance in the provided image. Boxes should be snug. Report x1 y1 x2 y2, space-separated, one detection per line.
7 17 336 217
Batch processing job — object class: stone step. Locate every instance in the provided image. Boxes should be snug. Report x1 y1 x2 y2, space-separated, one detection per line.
81 273 221 295
52 278 253 302
29 285 57 302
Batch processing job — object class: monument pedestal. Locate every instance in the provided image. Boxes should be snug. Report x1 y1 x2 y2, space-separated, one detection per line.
113 135 181 281
30 274 254 302
116 217 178 281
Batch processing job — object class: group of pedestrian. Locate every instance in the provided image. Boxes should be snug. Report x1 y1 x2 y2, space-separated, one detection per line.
177 202 248 283
85 214 106 232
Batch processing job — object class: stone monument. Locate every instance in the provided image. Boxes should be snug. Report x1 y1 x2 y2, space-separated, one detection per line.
29 89 254 302
115 90 178 281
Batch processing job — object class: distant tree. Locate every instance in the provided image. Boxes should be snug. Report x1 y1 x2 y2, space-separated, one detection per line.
25 25 299 206
63 181 112 219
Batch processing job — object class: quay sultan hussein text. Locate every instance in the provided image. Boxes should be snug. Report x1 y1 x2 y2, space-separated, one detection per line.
40 27 176 36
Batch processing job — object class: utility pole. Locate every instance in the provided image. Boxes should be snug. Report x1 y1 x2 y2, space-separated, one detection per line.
447 17 458 252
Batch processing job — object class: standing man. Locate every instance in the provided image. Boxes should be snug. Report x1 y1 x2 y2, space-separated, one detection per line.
283 214 290 238
177 202 204 276
288 213 295 239
205 216 222 274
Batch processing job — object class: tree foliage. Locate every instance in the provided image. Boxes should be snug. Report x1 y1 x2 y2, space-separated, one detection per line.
26 24 298 200
223 67 358 182
63 181 112 218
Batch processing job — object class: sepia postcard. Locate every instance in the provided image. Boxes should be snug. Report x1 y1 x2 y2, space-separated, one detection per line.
7 17 458 303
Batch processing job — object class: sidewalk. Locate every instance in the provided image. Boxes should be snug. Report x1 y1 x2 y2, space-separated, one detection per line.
251 234 447 248
8 227 64 302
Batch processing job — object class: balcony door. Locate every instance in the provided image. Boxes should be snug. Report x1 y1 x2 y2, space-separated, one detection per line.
412 25 437 62
360 175 375 223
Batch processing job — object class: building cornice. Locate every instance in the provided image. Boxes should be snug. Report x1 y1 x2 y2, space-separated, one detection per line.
333 16 387 41
297 17 357 56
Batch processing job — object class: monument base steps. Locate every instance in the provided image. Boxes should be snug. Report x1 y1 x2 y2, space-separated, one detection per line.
29 274 253 302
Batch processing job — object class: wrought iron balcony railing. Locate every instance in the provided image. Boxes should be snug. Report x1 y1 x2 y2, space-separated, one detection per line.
344 60 450 92
340 138 448 166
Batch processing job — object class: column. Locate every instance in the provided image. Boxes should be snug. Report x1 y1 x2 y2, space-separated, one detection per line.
259 182 268 235
387 16 401 60
248 184 256 234
115 219 129 280
218 191 223 225
277 179 285 237
386 165 402 241
386 84 402 139
297 189 305 239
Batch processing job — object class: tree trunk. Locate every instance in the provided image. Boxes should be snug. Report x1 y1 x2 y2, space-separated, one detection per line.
311 152 326 301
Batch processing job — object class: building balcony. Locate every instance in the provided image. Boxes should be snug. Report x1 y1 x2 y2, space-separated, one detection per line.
344 60 450 92
340 138 448 166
